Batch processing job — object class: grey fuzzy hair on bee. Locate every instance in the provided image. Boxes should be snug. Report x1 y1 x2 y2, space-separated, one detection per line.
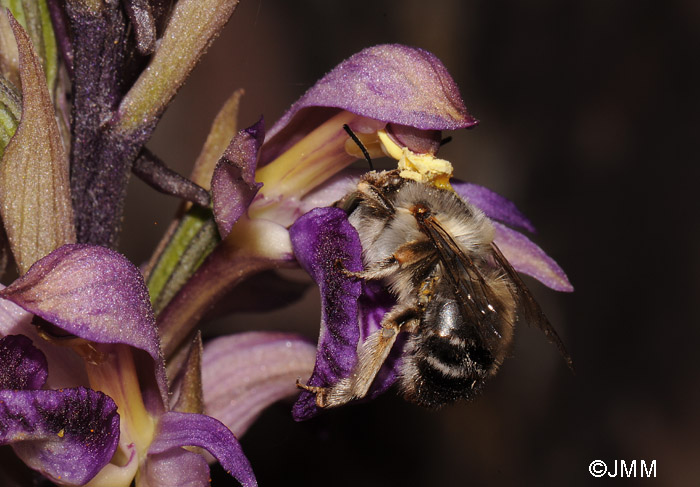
299 169 570 409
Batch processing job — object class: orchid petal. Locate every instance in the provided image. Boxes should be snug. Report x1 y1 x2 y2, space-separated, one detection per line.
142 448 211 487
212 119 264 238
0 334 48 390
84 443 138 487
0 14 75 274
0 286 89 390
297 169 363 216
0 244 169 403
266 44 476 159
149 411 257 487
0 387 119 485
289 207 363 421
492 222 573 292
453 181 536 233
202 332 316 436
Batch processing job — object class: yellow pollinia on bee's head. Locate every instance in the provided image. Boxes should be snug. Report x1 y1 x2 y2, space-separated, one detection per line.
377 129 454 191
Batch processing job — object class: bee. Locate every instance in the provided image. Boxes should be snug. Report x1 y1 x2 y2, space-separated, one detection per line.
301 169 571 409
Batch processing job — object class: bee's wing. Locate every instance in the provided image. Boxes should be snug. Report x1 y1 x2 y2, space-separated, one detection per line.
490 243 574 370
417 214 513 350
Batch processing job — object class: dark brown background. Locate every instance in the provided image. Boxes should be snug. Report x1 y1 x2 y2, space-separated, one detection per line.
122 0 699 485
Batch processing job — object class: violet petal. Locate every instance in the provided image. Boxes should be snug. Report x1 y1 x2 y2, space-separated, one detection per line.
0 335 48 390
0 387 119 485
211 118 265 238
289 207 363 421
149 411 257 487
297 168 363 216
0 287 89 390
492 222 573 292
453 181 536 233
202 332 316 437
267 44 476 150
0 244 169 404
143 448 211 487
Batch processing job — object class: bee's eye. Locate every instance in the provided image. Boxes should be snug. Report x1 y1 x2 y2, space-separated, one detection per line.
412 204 431 218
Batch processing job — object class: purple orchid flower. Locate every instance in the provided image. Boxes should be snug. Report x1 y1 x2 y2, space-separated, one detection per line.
156 44 480 358
146 43 572 420
0 245 257 487
1 0 571 480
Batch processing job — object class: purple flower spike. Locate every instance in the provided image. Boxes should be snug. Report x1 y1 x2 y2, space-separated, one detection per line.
212 118 265 238
0 387 120 485
453 181 536 233
492 222 573 292
289 207 364 420
0 244 169 404
149 411 257 487
0 335 48 390
202 332 316 436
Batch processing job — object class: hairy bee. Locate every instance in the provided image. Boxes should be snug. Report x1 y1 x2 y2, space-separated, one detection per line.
301 169 571 409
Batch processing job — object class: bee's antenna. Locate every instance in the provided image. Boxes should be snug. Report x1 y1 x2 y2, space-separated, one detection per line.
343 124 374 171
440 136 453 146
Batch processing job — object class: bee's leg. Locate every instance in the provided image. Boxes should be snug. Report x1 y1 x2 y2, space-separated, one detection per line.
337 255 399 281
339 240 434 281
301 305 419 409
